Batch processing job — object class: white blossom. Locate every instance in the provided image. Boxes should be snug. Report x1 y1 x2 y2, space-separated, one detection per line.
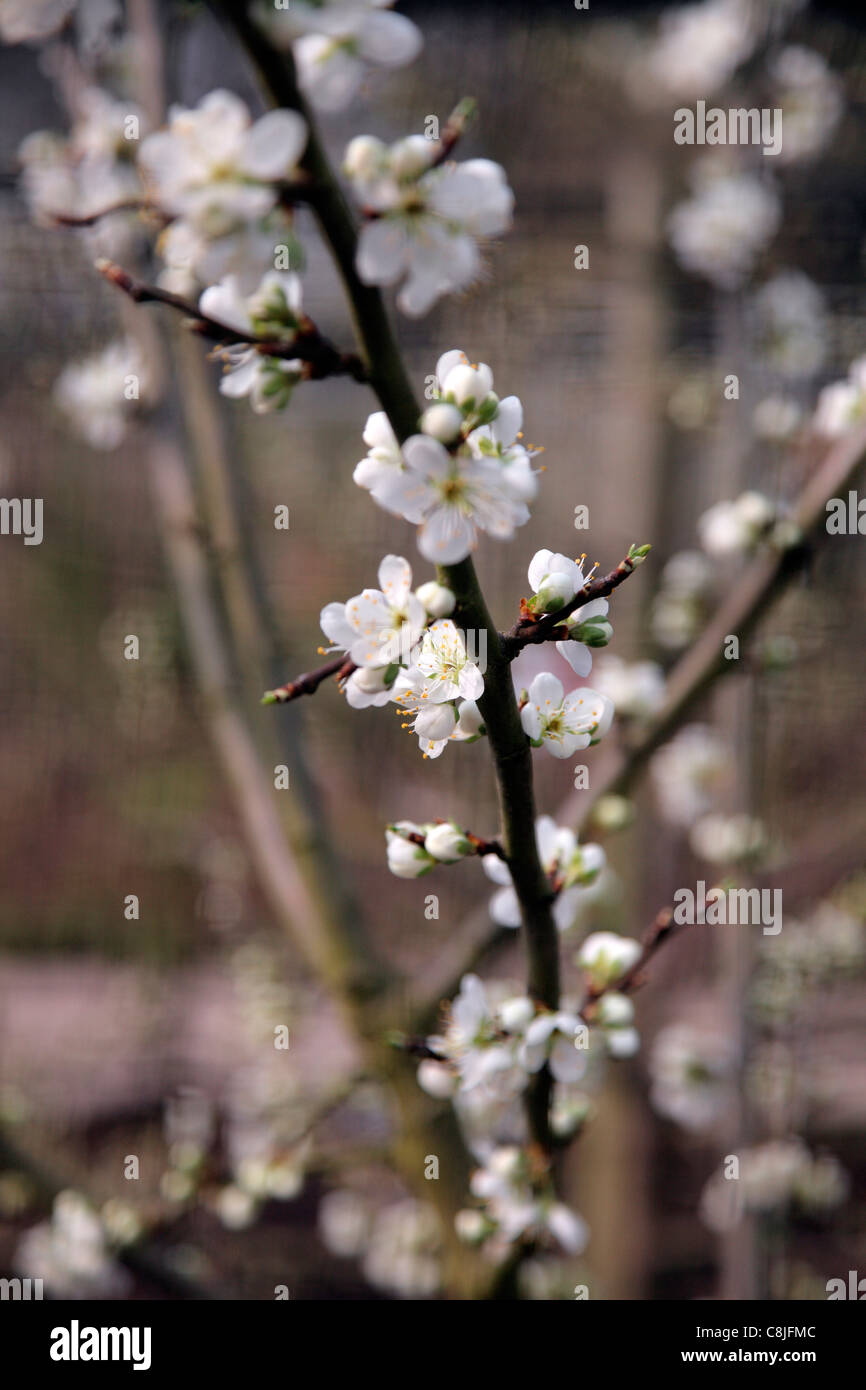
415 579 455 618
54 337 150 449
769 46 844 165
576 932 641 989
520 1011 587 1085
698 490 776 556
346 138 513 315
650 1023 735 1131
668 169 781 290
139 91 306 289
521 672 613 759
813 356 866 437
590 655 665 721
424 821 471 863
200 272 305 412
264 1 422 114
482 815 606 932
320 554 426 682
385 821 435 878
651 723 729 827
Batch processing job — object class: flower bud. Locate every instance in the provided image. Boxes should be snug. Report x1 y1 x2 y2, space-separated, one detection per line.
596 992 634 1027
385 822 435 879
343 134 386 181
456 699 484 737
606 1027 640 1059
415 580 456 618
419 402 464 443
576 931 641 988
531 571 575 612
574 618 613 647
455 1209 487 1243
440 361 494 408
417 1059 457 1099
487 1146 523 1181
424 821 471 863
497 996 534 1033
388 134 433 180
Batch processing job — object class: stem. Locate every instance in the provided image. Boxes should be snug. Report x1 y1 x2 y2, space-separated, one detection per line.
217 2 561 1149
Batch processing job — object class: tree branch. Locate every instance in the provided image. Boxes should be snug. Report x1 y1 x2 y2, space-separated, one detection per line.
96 258 367 381
262 655 355 704
501 547 648 657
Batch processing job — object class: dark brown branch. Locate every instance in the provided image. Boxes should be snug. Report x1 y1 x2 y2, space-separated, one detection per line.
95 259 368 382
53 197 164 227
262 655 355 704
501 548 649 658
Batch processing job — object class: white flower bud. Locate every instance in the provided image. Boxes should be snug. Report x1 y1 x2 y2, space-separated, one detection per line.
388 135 433 180
534 571 576 612
455 699 483 737
455 1209 487 1243
606 1027 640 1059
440 361 494 407
497 996 535 1033
424 821 470 862
415 579 456 617
343 135 386 181
487 1146 523 1181
386 822 434 879
417 1059 457 1099
596 992 634 1027
576 932 641 986
419 402 464 443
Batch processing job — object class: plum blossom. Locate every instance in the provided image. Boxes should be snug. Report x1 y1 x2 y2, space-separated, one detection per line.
651 724 729 827
649 1023 736 1131
391 623 485 757
637 0 756 101
590 655 665 721
668 169 781 290
576 932 641 990
698 490 776 556
345 136 513 315
462 1148 588 1256
54 337 150 449
353 353 539 559
139 91 307 289
813 356 866 437
520 1011 587 1085
263 1 422 114
483 815 606 932
769 46 844 166
320 555 427 706
521 672 614 759
385 821 435 878
429 975 517 1093
374 432 533 562
199 272 305 412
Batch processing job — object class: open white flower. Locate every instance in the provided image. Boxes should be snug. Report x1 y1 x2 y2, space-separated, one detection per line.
591 656 665 721
140 91 306 289
320 554 426 675
391 663 483 759
521 673 613 759
429 975 518 1092
520 1011 587 1085
413 619 483 702
372 433 531 562
668 169 780 290
353 411 404 500
347 139 513 316
140 90 306 221
265 1 422 114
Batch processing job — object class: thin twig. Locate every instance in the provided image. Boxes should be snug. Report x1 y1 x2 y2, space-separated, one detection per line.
263 655 356 704
501 549 647 657
96 258 368 381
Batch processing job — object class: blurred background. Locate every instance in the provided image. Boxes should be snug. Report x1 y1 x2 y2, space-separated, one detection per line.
0 0 865 1299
